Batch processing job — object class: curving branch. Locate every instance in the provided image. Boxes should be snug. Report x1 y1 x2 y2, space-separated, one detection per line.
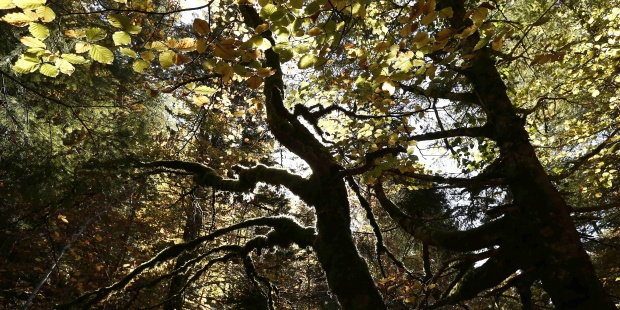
385 169 506 188
340 146 406 176
238 4 337 173
373 181 506 252
54 216 315 309
138 160 310 200
407 125 491 142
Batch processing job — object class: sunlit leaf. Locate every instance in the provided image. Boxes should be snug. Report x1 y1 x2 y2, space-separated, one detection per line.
36 5 55 22
176 38 196 52
75 41 90 53
13 0 44 9
307 27 323 36
150 41 168 51
194 86 217 95
12 55 40 73
89 44 114 64
159 50 175 68
1 12 35 26
193 94 209 106
174 53 192 66
381 80 396 95
298 54 317 69
112 31 131 45
39 63 58 77
132 59 150 73
86 27 106 42
29 22 49 40
64 29 85 39
20 36 46 48
0 0 15 9
61 53 88 64
140 50 155 61
471 7 488 24
55 58 75 75
120 47 137 57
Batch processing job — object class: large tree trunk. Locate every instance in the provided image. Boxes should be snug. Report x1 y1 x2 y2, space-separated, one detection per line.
308 175 387 309
464 54 616 309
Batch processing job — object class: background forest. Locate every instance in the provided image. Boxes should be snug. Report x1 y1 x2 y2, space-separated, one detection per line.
1 0 619 309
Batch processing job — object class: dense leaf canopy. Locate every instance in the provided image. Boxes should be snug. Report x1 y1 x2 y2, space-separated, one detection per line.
1 0 619 309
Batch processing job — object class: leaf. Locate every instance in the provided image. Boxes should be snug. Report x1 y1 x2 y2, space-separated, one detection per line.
55 58 75 75
174 53 192 66
473 36 490 51
196 39 207 53
13 55 40 73
20 36 46 48
1 12 35 26
75 41 90 53
193 94 209 106
29 22 49 40
159 50 175 68
39 63 58 77
381 80 396 95
175 38 196 51
108 13 131 29
150 41 168 51
471 7 488 24
194 86 217 95
0 0 15 9
61 53 88 64
140 50 155 61
13 0 44 9
36 5 55 22
132 59 150 73
491 36 503 51
298 54 317 69
120 47 137 57
532 16 551 26
257 67 275 77
193 18 210 36
64 29 85 39
112 31 131 45
247 75 262 89
125 24 141 35
86 27 106 42
89 44 114 64
307 27 323 36
260 3 277 19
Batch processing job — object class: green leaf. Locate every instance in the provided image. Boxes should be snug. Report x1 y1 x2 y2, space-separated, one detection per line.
13 0 44 9
298 54 317 69
120 47 137 58
159 50 175 68
132 59 150 73
86 28 107 42
61 53 88 64
39 63 59 77
29 23 49 40
12 55 40 73
112 31 131 45
126 25 141 35
89 44 114 64
275 47 293 62
473 36 490 51
260 4 277 19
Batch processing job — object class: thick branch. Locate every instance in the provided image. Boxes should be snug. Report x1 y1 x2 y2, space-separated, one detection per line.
386 169 506 188
407 125 491 142
399 83 477 104
373 181 506 252
138 160 310 200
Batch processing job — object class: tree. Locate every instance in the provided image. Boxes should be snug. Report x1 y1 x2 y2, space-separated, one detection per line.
1 0 619 309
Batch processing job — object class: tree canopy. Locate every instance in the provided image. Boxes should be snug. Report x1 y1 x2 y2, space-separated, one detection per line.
1 0 619 309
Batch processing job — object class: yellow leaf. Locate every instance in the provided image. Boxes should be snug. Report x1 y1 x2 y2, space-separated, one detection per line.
193 94 209 106
255 23 269 33
20 36 46 48
75 41 90 53
491 36 503 51
382 80 396 95
471 7 488 24
89 44 114 64
1 12 35 26
29 22 49 40
150 41 168 51
159 50 175 68
57 214 69 223
36 5 55 22
193 18 210 36
165 37 177 48
112 31 131 45
0 0 15 9
55 58 75 75
175 38 196 52
133 59 150 73
13 0 44 9
64 29 85 39
257 67 275 77
140 50 155 61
